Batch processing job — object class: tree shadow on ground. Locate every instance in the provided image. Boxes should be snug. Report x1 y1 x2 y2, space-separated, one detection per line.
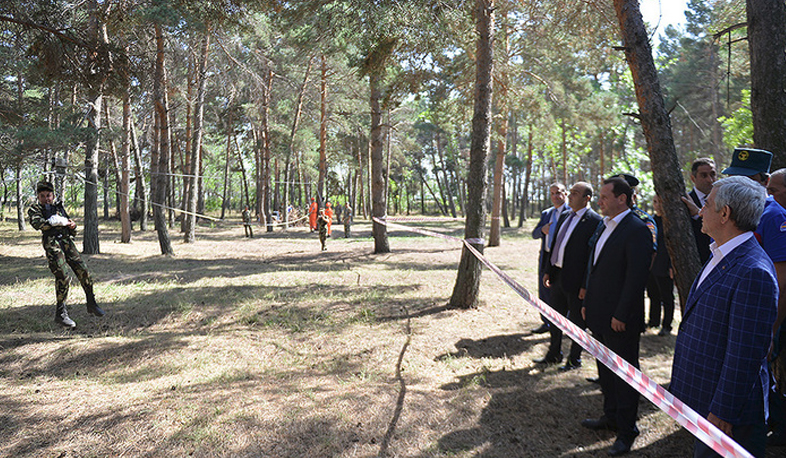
435 333 546 361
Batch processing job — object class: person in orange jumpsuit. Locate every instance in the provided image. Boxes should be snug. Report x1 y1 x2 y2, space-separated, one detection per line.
324 201 334 236
308 197 318 231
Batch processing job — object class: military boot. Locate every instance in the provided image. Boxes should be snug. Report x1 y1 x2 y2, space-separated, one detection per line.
55 303 76 328
86 293 105 317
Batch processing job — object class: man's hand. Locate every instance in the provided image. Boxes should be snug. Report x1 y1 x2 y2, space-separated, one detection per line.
681 195 701 217
581 306 586 321
578 288 586 300
543 274 551 288
67 219 76 230
707 412 733 437
611 317 626 332
541 223 551 236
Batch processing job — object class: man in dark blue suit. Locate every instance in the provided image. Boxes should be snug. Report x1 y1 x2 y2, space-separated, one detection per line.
531 182 567 334
536 182 601 369
580 177 653 456
671 176 778 458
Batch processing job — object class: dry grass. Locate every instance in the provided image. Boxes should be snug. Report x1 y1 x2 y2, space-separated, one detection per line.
0 216 775 457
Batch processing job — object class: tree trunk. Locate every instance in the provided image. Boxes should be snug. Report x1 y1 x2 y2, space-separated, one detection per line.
152 22 173 255
15 165 25 231
613 0 700 305
489 22 509 246
130 119 147 231
449 0 493 309
747 0 786 169
184 30 210 243
262 69 273 231
318 55 328 206
518 125 533 227
82 0 105 254
221 117 232 220
120 78 131 243
370 67 390 253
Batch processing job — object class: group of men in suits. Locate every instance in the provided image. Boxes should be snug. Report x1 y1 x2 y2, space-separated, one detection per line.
532 176 654 456
530 148 786 456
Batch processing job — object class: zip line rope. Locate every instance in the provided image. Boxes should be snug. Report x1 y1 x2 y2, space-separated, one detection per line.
68 172 309 228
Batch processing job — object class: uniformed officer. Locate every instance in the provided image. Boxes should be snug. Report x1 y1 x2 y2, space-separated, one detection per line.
317 209 329 251
28 181 104 328
241 206 253 238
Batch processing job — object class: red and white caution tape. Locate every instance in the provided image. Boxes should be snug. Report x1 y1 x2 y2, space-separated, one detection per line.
373 216 754 458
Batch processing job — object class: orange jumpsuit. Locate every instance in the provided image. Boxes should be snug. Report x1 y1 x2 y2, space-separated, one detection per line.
308 199 318 231
325 202 334 236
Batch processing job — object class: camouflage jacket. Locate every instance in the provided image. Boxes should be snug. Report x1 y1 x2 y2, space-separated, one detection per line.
28 201 76 240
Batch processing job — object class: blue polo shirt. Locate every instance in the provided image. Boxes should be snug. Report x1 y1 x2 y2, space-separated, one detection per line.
755 195 786 263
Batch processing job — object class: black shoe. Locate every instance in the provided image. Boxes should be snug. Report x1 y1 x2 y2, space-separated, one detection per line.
55 304 76 328
658 327 672 336
533 354 562 365
607 438 632 456
768 431 786 446
531 324 550 334
86 298 105 317
558 359 582 371
586 376 600 384
581 416 617 431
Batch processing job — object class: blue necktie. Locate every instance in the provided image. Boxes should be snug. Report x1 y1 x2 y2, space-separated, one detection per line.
550 212 576 266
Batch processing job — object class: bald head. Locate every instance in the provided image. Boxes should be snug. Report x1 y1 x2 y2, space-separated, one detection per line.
767 168 786 209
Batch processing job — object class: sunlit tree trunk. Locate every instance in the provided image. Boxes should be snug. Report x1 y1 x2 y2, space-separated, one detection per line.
318 55 328 205
152 22 173 255
747 0 786 169
518 124 533 227
184 29 210 243
83 0 105 254
613 0 699 305
120 78 131 243
370 67 390 253
449 0 493 309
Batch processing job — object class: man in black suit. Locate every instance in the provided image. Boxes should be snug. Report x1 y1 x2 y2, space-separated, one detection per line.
531 183 567 334
681 157 717 264
535 182 602 370
580 177 654 456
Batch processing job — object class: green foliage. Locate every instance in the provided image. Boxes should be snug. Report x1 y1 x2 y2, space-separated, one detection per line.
718 90 753 149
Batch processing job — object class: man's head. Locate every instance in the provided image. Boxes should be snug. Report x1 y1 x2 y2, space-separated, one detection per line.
598 177 632 218
722 148 772 185
767 168 786 209
690 157 717 195
567 182 593 212
700 176 766 240
549 183 567 208
36 181 55 206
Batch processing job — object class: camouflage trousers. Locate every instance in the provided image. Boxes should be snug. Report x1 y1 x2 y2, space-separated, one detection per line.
43 235 94 305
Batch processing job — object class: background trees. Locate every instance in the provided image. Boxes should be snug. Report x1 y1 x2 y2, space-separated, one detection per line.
1 1 780 277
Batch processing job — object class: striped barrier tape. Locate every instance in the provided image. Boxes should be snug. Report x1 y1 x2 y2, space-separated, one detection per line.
373 216 754 458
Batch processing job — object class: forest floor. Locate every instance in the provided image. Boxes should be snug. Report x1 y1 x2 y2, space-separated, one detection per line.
0 215 780 457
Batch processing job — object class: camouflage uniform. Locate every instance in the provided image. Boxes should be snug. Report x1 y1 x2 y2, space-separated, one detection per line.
318 213 329 250
28 197 102 327
242 208 253 238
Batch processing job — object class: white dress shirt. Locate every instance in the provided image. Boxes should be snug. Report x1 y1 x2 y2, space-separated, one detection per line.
553 207 588 268
695 232 754 289
593 208 631 265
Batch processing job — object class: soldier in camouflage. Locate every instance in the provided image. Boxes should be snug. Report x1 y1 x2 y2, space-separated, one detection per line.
317 209 329 251
28 181 105 328
241 206 253 238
